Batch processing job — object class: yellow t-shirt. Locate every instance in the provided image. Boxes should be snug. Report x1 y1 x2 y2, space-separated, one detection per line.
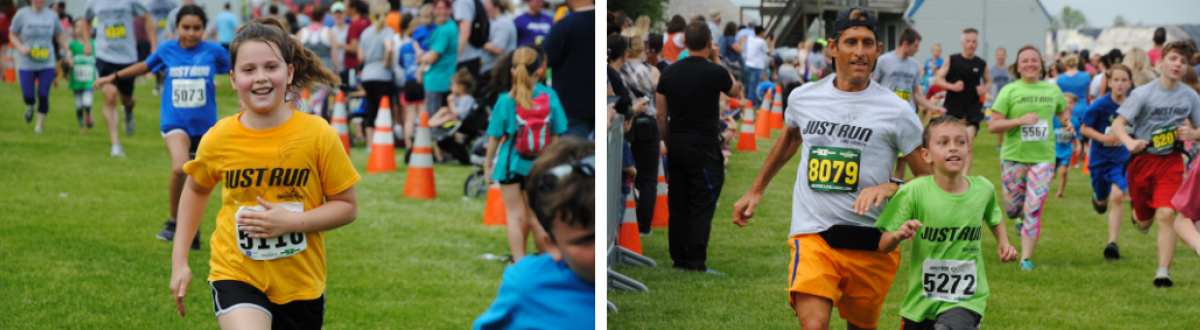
183 109 360 304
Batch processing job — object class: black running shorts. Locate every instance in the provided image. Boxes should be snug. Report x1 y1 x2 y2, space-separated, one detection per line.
210 280 325 330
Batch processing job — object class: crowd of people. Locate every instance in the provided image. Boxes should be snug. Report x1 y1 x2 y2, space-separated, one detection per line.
4 0 595 328
613 4 1200 329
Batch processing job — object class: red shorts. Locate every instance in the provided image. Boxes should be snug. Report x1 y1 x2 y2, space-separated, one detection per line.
1127 152 1185 221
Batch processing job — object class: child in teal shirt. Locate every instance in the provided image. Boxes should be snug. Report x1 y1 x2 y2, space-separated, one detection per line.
877 117 1019 329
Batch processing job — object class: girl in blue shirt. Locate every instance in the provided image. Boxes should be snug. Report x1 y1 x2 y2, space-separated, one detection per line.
484 46 568 263
93 5 231 247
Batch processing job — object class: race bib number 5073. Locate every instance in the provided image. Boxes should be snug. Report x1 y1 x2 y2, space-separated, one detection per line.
807 146 860 192
921 259 978 303
235 203 307 261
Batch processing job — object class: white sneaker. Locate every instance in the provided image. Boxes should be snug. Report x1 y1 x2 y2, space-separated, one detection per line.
110 144 124 157
34 127 42 134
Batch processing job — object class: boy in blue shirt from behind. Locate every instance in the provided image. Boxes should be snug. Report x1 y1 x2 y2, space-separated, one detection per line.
474 138 595 329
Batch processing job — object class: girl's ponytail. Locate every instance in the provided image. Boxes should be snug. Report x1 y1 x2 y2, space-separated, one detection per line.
509 47 539 110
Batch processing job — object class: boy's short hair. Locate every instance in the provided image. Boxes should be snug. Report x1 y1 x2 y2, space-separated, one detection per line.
1063 92 1079 103
1163 40 1197 64
452 68 475 93
922 115 967 147
525 138 595 240
898 27 921 46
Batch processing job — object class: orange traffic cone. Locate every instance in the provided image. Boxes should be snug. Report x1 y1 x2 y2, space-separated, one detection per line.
652 156 669 228
330 91 350 155
737 102 756 152
403 112 437 199
481 181 506 225
4 43 14 83
367 96 397 173
770 86 784 130
618 187 643 254
1082 149 1091 175
1070 148 1079 168
755 92 771 139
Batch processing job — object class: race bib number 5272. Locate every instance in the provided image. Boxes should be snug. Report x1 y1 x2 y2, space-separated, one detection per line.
921 259 977 303
807 146 860 192
235 203 307 261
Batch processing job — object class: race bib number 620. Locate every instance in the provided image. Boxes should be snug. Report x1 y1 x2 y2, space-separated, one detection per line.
1151 125 1178 153
807 146 860 192
235 203 307 261
921 259 978 303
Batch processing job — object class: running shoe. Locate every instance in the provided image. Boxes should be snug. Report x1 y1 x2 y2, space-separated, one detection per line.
640 231 652 237
157 220 177 242
124 111 135 136
705 268 725 276
1104 242 1120 260
1092 198 1108 214
190 232 201 251
1132 216 1150 234
1020 260 1035 271
1154 268 1173 288
34 126 42 134
85 111 94 128
24 105 33 123
110 144 125 157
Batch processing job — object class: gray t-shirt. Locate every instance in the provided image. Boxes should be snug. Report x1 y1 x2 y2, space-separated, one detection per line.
452 0 484 63
783 74 924 235
871 50 922 109
454 94 476 119
985 65 1011 109
777 64 803 85
86 0 148 65
806 51 826 80
10 7 63 71
145 0 176 42
482 16 516 73
1116 79 1200 155
358 26 395 82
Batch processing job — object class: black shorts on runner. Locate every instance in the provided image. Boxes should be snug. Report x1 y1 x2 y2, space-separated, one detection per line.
498 173 526 189
136 40 150 62
945 101 984 134
96 58 137 97
210 280 325 330
901 307 981 330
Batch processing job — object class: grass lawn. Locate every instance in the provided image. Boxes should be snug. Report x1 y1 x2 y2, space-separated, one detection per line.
609 122 1200 328
0 79 519 329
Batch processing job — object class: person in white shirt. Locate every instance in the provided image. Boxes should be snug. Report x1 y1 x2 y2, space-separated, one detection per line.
743 26 771 108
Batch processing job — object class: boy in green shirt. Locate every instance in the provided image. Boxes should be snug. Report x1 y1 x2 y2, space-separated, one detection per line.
67 18 96 134
877 116 1019 329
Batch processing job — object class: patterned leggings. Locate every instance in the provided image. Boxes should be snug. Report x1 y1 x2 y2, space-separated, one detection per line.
1001 160 1055 239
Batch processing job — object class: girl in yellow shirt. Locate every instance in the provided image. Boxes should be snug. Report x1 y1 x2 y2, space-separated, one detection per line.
169 18 356 329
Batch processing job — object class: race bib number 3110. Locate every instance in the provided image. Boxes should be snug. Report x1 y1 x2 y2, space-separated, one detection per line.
235 203 307 261
921 259 977 303
807 146 861 192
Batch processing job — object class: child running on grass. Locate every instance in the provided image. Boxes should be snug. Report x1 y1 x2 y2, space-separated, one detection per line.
474 137 595 329
877 116 1019 329
93 5 231 249
1053 97 1076 199
168 18 356 328
1080 63 1134 260
67 18 96 135
1111 41 1200 287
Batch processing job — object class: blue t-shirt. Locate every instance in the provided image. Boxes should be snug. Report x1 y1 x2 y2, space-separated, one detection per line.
424 22 458 93
1082 94 1131 167
399 41 419 82
214 11 239 45
144 40 231 136
413 23 437 50
322 15 351 27
512 12 553 47
1054 117 1073 160
486 84 569 182
1069 101 1088 139
756 82 776 101
472 254 594 330
1057 71 1092 105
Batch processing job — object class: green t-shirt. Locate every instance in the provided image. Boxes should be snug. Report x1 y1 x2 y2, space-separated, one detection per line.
68 39 97 90
876 175 1003 322
992 80 1067 163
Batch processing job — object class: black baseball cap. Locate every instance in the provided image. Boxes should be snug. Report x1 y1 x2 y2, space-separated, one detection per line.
832 6 877 38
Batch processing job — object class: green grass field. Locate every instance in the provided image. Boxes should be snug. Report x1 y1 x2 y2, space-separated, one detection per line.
0 79 519 329
609 122 1200 328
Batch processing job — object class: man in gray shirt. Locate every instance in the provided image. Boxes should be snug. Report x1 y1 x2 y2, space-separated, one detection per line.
1111 42 1200 288
87 0 157 156
453 0 485 80
480 0 515 76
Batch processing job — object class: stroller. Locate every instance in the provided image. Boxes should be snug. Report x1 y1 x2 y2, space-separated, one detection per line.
463 137 492 198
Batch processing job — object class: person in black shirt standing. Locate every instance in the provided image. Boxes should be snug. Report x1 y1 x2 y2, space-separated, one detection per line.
934 27 992 175
655 21 741 273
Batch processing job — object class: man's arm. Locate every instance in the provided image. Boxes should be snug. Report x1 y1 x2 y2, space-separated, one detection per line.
655 92 669 141
978 64 993 98
733 125 804 226
144 13 157 51
457 19 471 58
912 84 945 114
934 57 954 90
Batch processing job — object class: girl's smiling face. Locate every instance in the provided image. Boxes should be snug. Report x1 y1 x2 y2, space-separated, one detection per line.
231 41 293 114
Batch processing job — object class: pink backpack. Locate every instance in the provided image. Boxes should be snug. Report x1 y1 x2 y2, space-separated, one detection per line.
513 93 552 160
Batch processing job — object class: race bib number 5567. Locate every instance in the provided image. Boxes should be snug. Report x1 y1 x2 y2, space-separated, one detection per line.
807 146 860 192
235 203 307 261
921 259 977 303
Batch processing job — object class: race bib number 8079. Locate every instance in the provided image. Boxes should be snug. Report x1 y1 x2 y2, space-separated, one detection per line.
807 146 860 192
